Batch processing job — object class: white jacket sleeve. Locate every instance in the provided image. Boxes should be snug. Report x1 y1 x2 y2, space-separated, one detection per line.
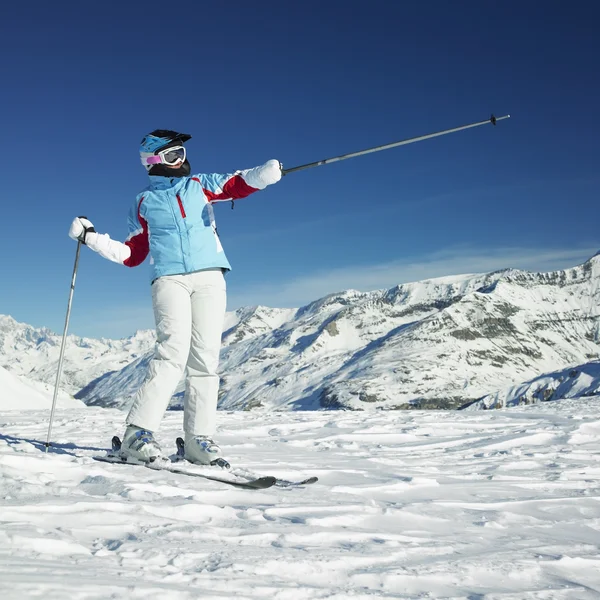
85 232 132 264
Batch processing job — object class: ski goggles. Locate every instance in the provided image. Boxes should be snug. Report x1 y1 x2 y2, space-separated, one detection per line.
143 145 186 166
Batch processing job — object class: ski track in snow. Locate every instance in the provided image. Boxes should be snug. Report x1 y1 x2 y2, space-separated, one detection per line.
1 400 600 599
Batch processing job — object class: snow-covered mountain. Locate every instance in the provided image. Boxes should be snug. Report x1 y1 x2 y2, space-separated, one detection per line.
463 360 600 410
220 256 600 410
49 253 600 412
0 315 155 396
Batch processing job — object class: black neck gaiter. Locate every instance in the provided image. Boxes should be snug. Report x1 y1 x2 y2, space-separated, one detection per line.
149 159 191 178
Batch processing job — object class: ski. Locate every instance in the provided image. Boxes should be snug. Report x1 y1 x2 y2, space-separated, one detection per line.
96 436 317 488
175 437 318 488
93 437 276 490
93 454 276 489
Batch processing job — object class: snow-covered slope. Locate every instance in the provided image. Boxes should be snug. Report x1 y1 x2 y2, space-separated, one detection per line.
1 399 599 598
0 365 82 410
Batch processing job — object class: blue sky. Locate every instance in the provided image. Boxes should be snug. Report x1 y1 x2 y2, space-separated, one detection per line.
1 1 598 339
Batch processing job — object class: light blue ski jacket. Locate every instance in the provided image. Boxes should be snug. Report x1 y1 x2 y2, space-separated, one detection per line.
121 160 281 282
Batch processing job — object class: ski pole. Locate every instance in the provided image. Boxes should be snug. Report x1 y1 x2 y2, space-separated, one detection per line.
282 114 510 176
45 239 82 452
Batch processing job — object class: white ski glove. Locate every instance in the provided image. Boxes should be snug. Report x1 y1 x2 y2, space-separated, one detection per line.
68 217 132 264
69 216 96 245
242 159 283 189
263 159 283 185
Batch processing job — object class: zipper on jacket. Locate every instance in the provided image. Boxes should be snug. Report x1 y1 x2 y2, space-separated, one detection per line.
176 194 186 218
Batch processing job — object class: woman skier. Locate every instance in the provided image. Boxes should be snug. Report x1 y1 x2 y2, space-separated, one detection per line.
69 129 282 464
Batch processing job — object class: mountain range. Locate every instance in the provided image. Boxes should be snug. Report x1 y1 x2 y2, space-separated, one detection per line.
2 253 600 411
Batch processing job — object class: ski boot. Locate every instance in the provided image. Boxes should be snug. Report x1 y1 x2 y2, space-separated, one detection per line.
184 434 224 466
120 425 162 463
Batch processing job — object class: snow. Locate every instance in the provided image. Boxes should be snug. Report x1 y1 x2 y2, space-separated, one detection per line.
0 365 82 410
1 397 600 598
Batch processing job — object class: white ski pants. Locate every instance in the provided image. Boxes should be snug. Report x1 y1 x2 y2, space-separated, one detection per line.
126 269 227 436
